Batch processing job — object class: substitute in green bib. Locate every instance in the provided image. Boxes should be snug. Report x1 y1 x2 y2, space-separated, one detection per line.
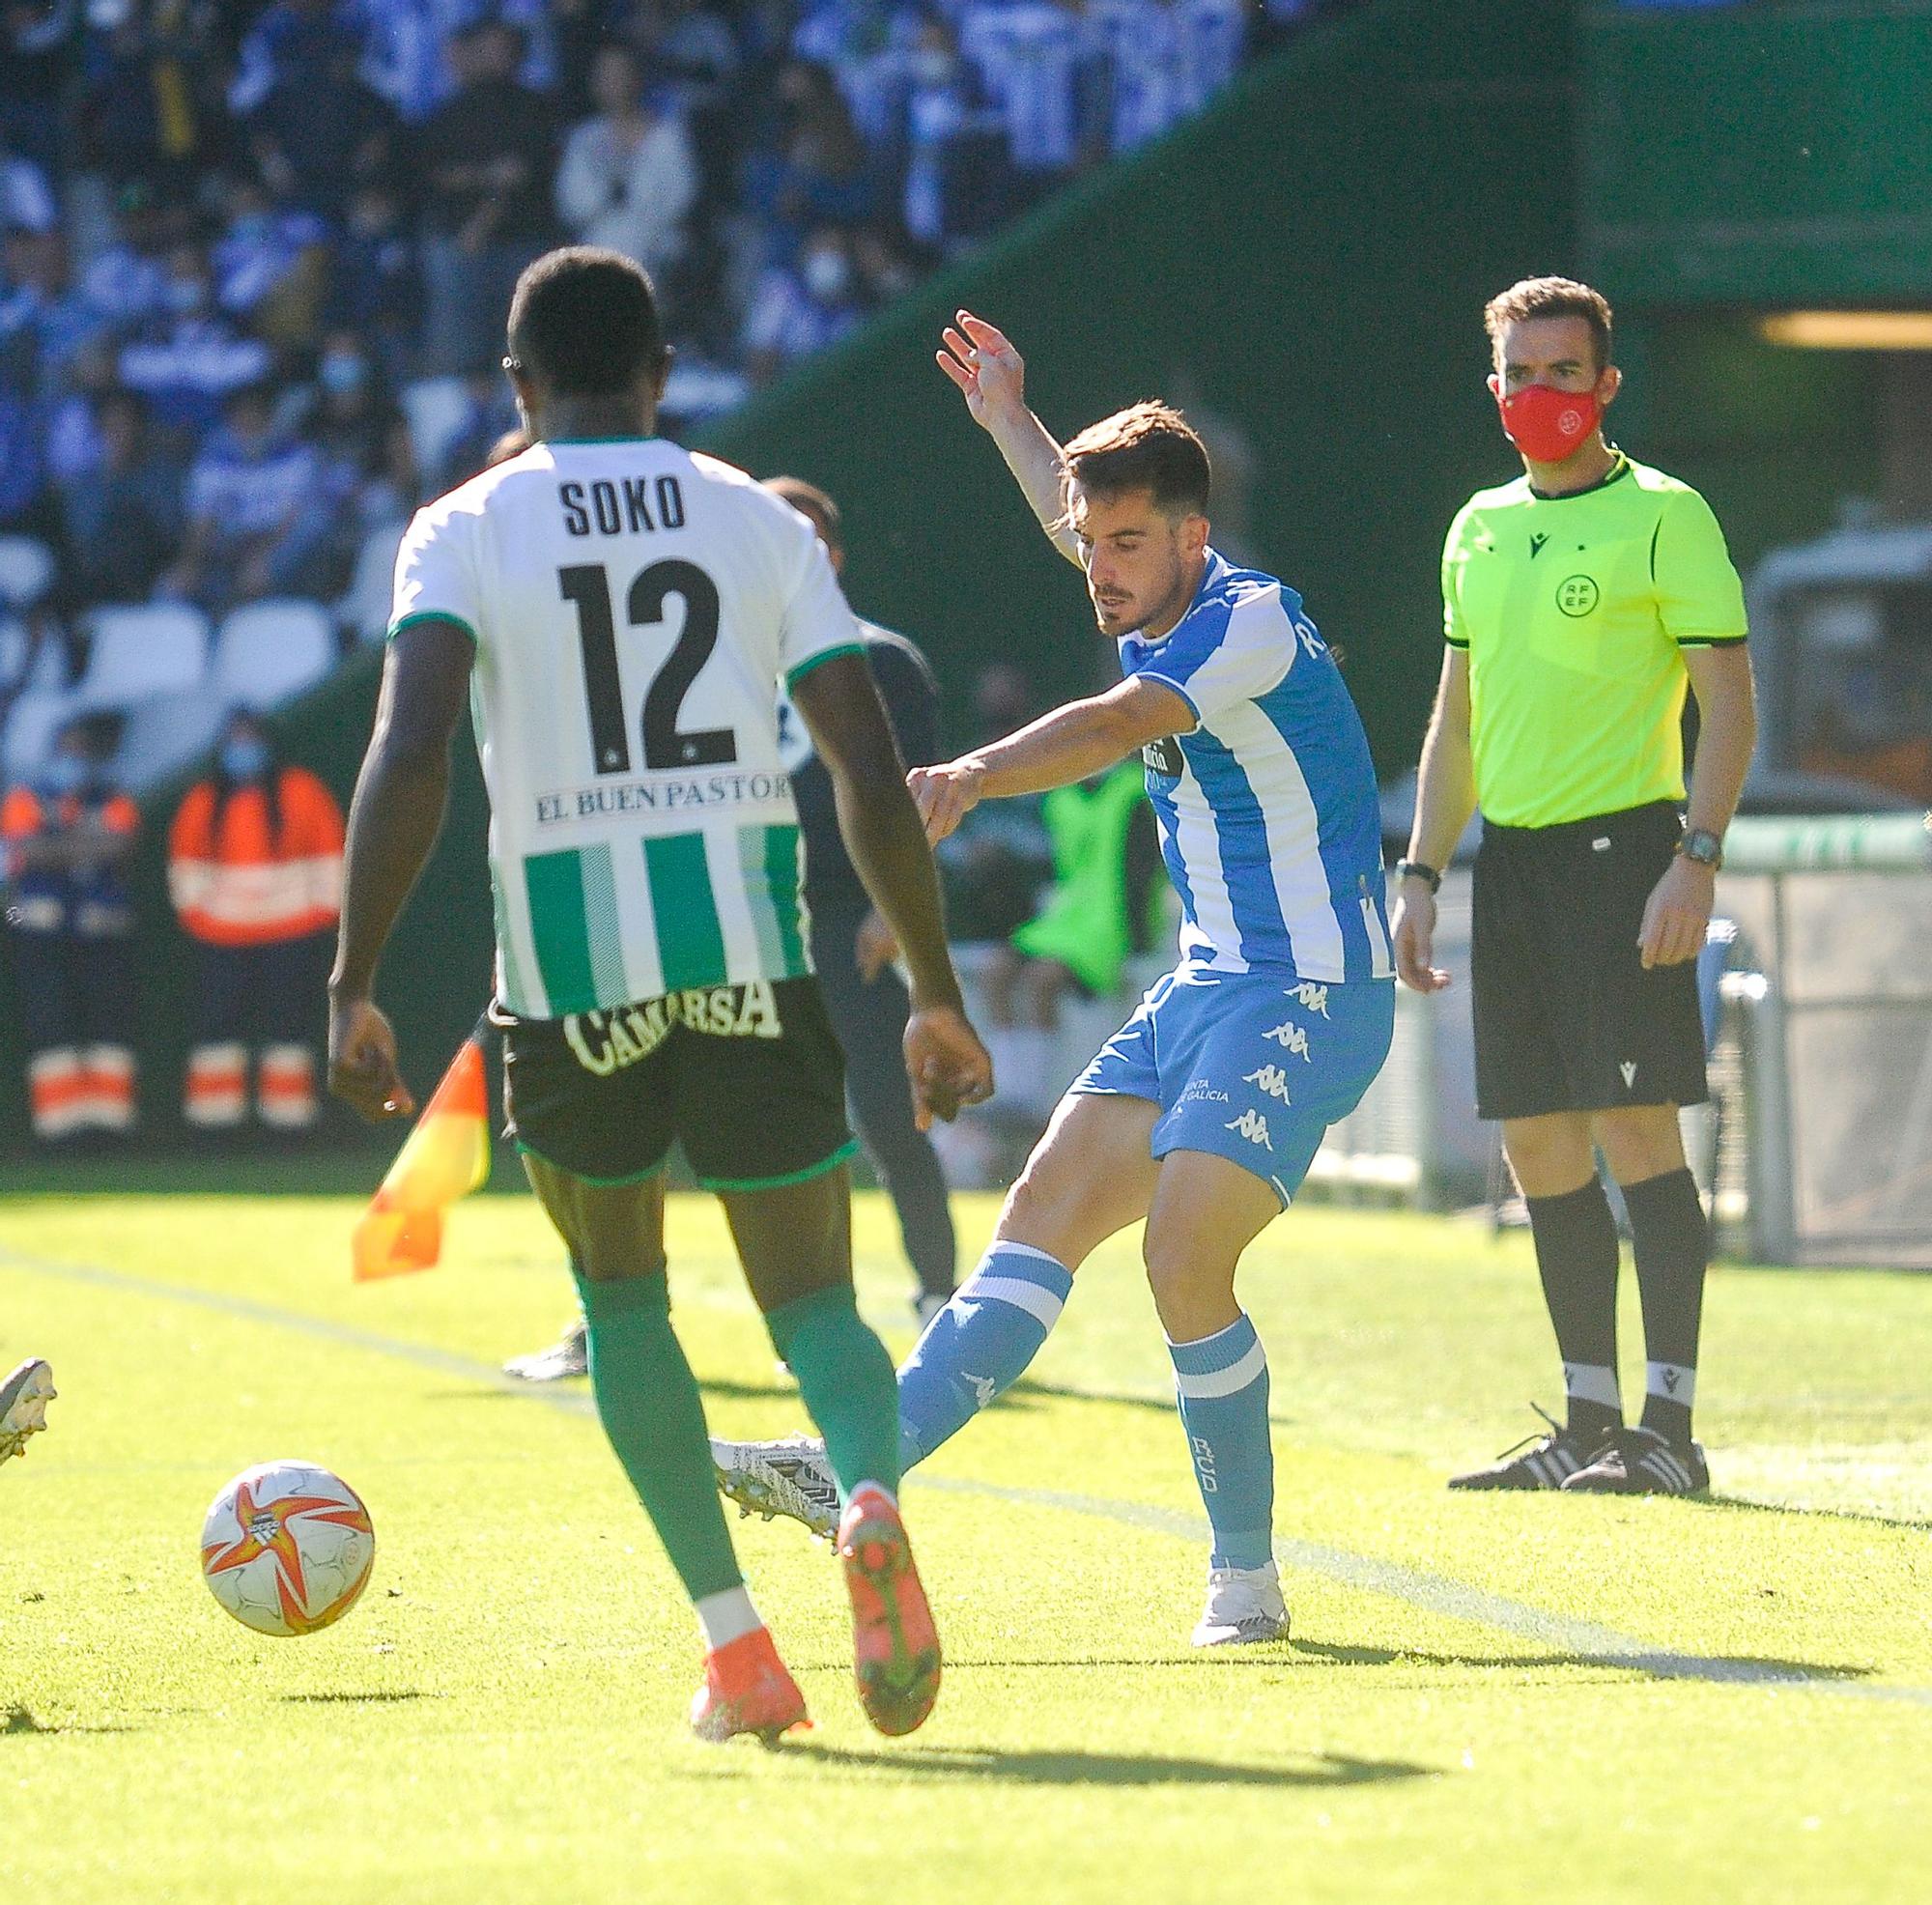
1394 276 1757 1500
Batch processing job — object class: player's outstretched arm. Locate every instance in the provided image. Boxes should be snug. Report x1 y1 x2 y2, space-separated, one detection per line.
792 652 993 1128
908 676 1192 844
935 311 1082 568
328 617 474 1121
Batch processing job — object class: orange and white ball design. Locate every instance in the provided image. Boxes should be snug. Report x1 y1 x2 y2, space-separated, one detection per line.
200 1461 376 1636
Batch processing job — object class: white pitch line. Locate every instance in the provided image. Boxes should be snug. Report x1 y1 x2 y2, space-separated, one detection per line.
7 1245 1929 1710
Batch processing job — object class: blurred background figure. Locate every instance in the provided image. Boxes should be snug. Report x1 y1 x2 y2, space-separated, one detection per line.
994 753 1161 1037
167 712 344 1138
162 382 328 615
554 42 698 289
414 16 556 377
1 717 140 1145
933 661 1053 944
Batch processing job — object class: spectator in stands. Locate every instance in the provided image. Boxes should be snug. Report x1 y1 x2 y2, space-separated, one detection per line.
58 387 185 607
75 8 227 200
0 226 101 402
633 0 744 120
168 711 345 1136
116 241 272 435
741 222 867 386
228 0 367 120
741 60 875 264
1094 0 1246 154
164 382 330 614
2 717 141 1145
211 175 330 351
0 2 69 173
959 0 1107 193
78 185 177 338
901 16 977 249
247 26 398 222
327 184 422 379
554 42 698 286
414 15 556 375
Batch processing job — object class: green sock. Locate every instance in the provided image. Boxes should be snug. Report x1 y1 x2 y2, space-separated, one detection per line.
579 1270 742 1603
765 1285 902 1500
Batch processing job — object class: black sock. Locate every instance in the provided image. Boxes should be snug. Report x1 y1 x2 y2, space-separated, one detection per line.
1524 1179 1623 1444
1621 1166 1708 1446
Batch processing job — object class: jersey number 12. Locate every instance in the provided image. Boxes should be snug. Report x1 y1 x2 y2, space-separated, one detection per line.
558 560 736 774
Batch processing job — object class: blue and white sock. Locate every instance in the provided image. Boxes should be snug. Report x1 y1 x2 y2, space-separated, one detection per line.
1169 1315 1273 1572
896 1242 1072 1470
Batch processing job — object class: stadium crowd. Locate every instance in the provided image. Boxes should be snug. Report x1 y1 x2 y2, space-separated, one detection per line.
0 0 1328 1151
0 0 1311 696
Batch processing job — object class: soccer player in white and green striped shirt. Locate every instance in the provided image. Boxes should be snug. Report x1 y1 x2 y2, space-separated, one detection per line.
327 247 991 1745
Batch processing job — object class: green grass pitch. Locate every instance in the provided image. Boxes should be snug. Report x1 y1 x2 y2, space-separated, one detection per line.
3 1186 1928 1903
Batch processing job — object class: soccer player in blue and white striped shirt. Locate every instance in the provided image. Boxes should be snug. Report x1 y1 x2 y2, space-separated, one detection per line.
717 313 1395 1647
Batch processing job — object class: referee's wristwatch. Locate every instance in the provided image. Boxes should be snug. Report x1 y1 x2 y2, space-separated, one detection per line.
1677 827 1724 870
1394 858 1441 894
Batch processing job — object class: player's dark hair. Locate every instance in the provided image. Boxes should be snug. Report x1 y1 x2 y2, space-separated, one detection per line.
506 247 668 396
1484 276 1614 371
1062 402 1210 520
764 474 842 554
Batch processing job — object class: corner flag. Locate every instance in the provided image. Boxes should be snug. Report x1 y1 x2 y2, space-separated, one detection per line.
352 1022 493 1280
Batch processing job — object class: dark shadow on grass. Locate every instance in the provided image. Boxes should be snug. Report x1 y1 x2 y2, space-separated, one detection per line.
764 1739 1439 1789
278 1691 431 1705
4 1704 135 1736
1694 1492 1932 1537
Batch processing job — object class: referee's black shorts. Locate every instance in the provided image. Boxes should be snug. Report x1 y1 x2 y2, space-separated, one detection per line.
1471 799 1708 1122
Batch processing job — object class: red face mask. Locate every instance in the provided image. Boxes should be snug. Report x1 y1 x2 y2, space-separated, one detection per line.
1496 382 1602 464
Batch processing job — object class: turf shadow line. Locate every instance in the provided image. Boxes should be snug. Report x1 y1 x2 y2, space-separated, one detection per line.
919 1476 1932 1708
8 1245 1930 1713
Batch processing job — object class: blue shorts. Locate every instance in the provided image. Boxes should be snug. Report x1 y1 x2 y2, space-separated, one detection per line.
1071 966 1396 1206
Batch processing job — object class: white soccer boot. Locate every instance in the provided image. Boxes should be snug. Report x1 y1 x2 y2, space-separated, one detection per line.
0 1359 55 1466
1191 1562 1290 1647
712 1433 841 1539
503 1317 587 1382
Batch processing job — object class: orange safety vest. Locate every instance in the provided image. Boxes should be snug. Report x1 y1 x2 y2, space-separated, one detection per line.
168 767 345 947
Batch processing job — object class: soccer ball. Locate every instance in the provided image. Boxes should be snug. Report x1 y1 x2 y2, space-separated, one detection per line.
200 1461 376 1636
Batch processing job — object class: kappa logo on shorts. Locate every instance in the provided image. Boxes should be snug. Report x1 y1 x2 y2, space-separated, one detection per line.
1285 981 1330 1018
964 1372 998 1409
1224 1109 1274 1151
564 981 783 1076
1262 1018 1314 1060
1242 1065 1294 1106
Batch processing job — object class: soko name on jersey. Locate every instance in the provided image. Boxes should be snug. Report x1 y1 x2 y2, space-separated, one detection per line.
559 474 687 539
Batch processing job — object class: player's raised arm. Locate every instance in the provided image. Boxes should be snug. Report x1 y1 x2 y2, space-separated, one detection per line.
935 311 1082 568
327 616 474 1121
790 652 992 1128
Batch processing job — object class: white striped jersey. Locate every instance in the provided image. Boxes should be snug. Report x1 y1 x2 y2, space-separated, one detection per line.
1125 550 1393 983
389 438 863 1019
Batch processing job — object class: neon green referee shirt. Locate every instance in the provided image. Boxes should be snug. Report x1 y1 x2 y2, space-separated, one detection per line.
1440 451 1747 829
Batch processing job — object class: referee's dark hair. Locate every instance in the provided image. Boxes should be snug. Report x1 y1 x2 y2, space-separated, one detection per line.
506 246 668 395
1062 401 1211 520
1484 276 1614 373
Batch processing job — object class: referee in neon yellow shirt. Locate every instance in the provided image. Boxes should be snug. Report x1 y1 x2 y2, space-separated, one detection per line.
1394 277 1757 1496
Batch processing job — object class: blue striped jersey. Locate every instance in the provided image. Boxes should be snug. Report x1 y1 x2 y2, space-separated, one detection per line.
1123 550 1392 982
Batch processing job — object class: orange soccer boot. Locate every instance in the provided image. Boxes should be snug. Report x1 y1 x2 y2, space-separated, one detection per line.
689 1626 810 1744
838 1485 942 1737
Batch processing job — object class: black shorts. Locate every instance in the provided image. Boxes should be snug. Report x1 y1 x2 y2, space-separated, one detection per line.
499 977 856 1190
1471 801 1707 1121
